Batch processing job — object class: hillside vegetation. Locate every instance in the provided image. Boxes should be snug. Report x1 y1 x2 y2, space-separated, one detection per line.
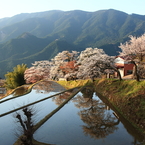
0 9 145 77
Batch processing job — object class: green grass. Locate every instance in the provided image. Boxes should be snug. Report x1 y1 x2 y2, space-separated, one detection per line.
94 78 145 135
95 78 145 98
57 79 93 89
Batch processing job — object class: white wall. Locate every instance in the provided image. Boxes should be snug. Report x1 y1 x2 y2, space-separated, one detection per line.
118 68 124 77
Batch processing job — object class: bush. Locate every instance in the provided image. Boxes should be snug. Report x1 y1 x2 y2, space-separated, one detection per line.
5 64 27 89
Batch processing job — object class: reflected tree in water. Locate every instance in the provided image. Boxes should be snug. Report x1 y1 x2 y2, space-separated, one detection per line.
73 87 94 108
15 107 35 145
33 81 65 94
52 91 73 105
33 81 54 94
14 107 53 145
73 88 120 139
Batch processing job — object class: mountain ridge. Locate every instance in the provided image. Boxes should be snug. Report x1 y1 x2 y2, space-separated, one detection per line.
1 9 145 44
0 9 145 77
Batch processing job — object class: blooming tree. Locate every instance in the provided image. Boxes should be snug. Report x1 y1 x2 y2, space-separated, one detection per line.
50 50 79 80
59 60 79 80
59 61 78 74
77 48 121 81
24 60 51 83
119 33 145 81
77 48 102 80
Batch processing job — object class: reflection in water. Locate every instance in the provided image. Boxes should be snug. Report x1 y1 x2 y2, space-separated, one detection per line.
95 92 145 144
52 88 79 105
11 81 65 98
13 86 29 96
33 81 65 94
14 107 53 145
52 91 72 105
73 87 119 139
12 81 54 97
33 81 54 93
15 107 34 145
2 82 145 145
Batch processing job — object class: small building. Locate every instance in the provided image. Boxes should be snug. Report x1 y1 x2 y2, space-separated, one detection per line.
0 88 6 94
59 78 67 81
114 56 134 77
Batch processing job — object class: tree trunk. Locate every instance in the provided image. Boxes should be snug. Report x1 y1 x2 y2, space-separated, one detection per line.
116 69 122 81
110 65 122 81
132 61 140 81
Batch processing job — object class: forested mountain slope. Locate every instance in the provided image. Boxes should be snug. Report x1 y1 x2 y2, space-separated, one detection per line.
0 9 145 77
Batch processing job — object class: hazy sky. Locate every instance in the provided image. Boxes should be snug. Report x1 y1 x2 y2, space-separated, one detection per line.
0 0 145 19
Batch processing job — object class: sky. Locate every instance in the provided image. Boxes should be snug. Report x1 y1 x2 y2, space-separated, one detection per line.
0 0 145 19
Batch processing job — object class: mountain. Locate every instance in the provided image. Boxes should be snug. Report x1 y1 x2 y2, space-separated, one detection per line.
1 9 145 45
0 34 80 77
0 9 145 77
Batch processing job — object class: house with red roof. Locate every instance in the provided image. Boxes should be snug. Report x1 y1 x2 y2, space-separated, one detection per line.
114 56 134 77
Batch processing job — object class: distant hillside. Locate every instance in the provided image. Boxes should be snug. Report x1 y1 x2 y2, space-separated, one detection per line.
0 34 80 77
1 9 145 45
0 9 145 77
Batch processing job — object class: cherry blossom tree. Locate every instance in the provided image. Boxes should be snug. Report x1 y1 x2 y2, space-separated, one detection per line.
24 61 51 83
77 48 103 80
50 50 79 80
119 33 145 81
59 60 79 80
59 61 78 75
77 48 122 81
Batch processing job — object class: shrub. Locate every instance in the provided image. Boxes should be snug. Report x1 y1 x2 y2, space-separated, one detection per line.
5 64 27 89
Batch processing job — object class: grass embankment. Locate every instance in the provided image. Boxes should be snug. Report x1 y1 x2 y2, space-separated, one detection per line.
94 78 145 134
57 79 93 89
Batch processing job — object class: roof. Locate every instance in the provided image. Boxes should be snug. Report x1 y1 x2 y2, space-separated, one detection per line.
115 55 133 61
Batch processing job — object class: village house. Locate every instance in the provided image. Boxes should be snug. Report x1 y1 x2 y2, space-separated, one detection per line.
0 87 6 94
114 56 134 78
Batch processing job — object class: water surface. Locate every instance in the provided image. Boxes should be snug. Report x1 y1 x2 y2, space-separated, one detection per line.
0 81 144 145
